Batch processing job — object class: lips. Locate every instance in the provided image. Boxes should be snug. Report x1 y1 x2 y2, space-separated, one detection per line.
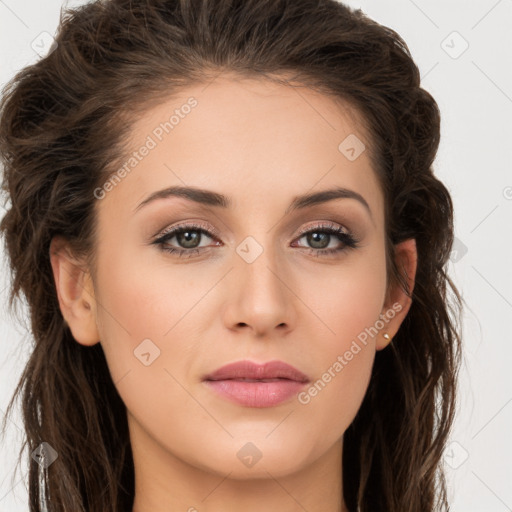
203 360 310 408
203 360 310 383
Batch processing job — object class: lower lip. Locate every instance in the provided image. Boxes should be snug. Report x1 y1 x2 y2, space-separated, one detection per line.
203 379 308 407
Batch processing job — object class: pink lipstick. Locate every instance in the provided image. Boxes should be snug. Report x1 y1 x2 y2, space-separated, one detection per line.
203 360 310 408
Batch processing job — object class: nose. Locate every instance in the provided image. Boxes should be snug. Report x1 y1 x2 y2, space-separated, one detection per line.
222 242 297 338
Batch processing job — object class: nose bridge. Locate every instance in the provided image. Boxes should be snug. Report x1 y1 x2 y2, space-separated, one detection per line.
237 232 285 298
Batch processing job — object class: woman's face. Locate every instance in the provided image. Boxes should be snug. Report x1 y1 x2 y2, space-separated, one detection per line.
52 74 415 490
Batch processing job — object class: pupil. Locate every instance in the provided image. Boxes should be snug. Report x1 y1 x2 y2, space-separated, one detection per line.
178 231 200 248
308 232 329 249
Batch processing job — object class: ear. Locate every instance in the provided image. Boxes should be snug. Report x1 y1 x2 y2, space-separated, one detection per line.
49 236 100 346
376 238 417 351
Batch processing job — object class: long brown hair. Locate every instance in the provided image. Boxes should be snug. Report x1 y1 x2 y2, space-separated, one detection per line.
0 0 463 510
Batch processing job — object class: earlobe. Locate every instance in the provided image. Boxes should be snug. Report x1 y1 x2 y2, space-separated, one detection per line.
376 238 418 350
49 236 100 346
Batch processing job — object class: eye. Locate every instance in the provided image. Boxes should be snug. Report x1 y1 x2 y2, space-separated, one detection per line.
152 221 360 258
152 222 220 258
292 222 360 257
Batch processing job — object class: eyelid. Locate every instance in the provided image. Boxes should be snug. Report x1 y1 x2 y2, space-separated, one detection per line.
294 220 351 237
153 220 222 241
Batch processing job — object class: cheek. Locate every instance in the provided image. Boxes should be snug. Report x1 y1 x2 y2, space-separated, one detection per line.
299 246 388 342
296 341 375 449
91 238 210 384
90 249 208 443
292 251 387 438
295 296 379 448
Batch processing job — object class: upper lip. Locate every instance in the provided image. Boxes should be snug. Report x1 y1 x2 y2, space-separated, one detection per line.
203 360 310 383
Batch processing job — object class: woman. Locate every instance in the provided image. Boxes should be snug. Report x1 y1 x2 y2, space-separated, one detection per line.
0 0 463 510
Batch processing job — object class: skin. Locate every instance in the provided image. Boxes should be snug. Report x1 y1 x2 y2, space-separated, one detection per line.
50 73 417 512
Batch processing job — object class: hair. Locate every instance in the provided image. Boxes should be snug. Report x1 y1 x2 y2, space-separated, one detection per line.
0 0 463 510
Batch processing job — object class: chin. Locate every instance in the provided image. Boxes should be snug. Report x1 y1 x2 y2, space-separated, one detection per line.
196 437 315 480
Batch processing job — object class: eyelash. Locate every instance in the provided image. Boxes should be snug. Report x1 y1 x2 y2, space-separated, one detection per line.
152 221 360 259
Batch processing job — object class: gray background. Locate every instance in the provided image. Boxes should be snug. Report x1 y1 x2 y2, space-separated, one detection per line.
1 0 511 510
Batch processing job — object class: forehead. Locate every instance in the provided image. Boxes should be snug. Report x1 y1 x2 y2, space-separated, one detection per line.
102 73 384 224
130 73 370 150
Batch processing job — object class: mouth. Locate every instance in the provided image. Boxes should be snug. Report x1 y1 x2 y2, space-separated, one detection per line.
221 378 294 382
202 360 310 408
203 359 310 382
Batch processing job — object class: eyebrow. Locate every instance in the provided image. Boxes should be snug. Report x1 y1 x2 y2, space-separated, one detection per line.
134 185 372 219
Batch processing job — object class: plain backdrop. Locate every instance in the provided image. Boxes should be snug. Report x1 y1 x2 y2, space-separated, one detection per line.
1 0 511 511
